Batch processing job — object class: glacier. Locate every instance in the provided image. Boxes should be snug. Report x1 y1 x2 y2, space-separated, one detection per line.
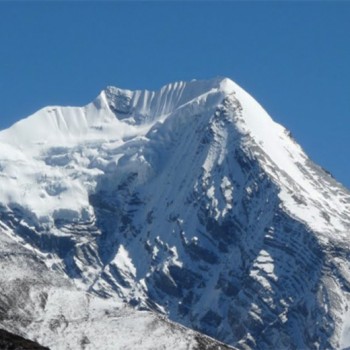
0 77 350 349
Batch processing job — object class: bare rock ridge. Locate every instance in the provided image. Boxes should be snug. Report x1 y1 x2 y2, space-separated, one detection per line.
0 77 349 349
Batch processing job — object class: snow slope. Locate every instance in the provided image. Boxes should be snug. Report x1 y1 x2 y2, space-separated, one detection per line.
0 77 350 349
0 217 233 350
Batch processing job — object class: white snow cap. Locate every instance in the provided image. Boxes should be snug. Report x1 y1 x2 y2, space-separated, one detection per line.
0 76 348 236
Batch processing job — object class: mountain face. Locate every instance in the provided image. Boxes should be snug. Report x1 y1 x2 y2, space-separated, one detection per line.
0 77 350 349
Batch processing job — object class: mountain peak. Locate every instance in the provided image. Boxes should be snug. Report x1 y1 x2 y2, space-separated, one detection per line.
0 77 240 149
100 77 238 122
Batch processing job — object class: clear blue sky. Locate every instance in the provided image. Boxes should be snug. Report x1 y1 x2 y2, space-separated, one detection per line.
0 2 349 187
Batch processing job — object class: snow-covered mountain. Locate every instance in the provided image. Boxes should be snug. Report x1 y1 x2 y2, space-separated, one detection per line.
0 77 350 349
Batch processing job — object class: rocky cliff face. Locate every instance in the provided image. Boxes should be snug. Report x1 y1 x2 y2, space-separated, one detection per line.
0 77 349 349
